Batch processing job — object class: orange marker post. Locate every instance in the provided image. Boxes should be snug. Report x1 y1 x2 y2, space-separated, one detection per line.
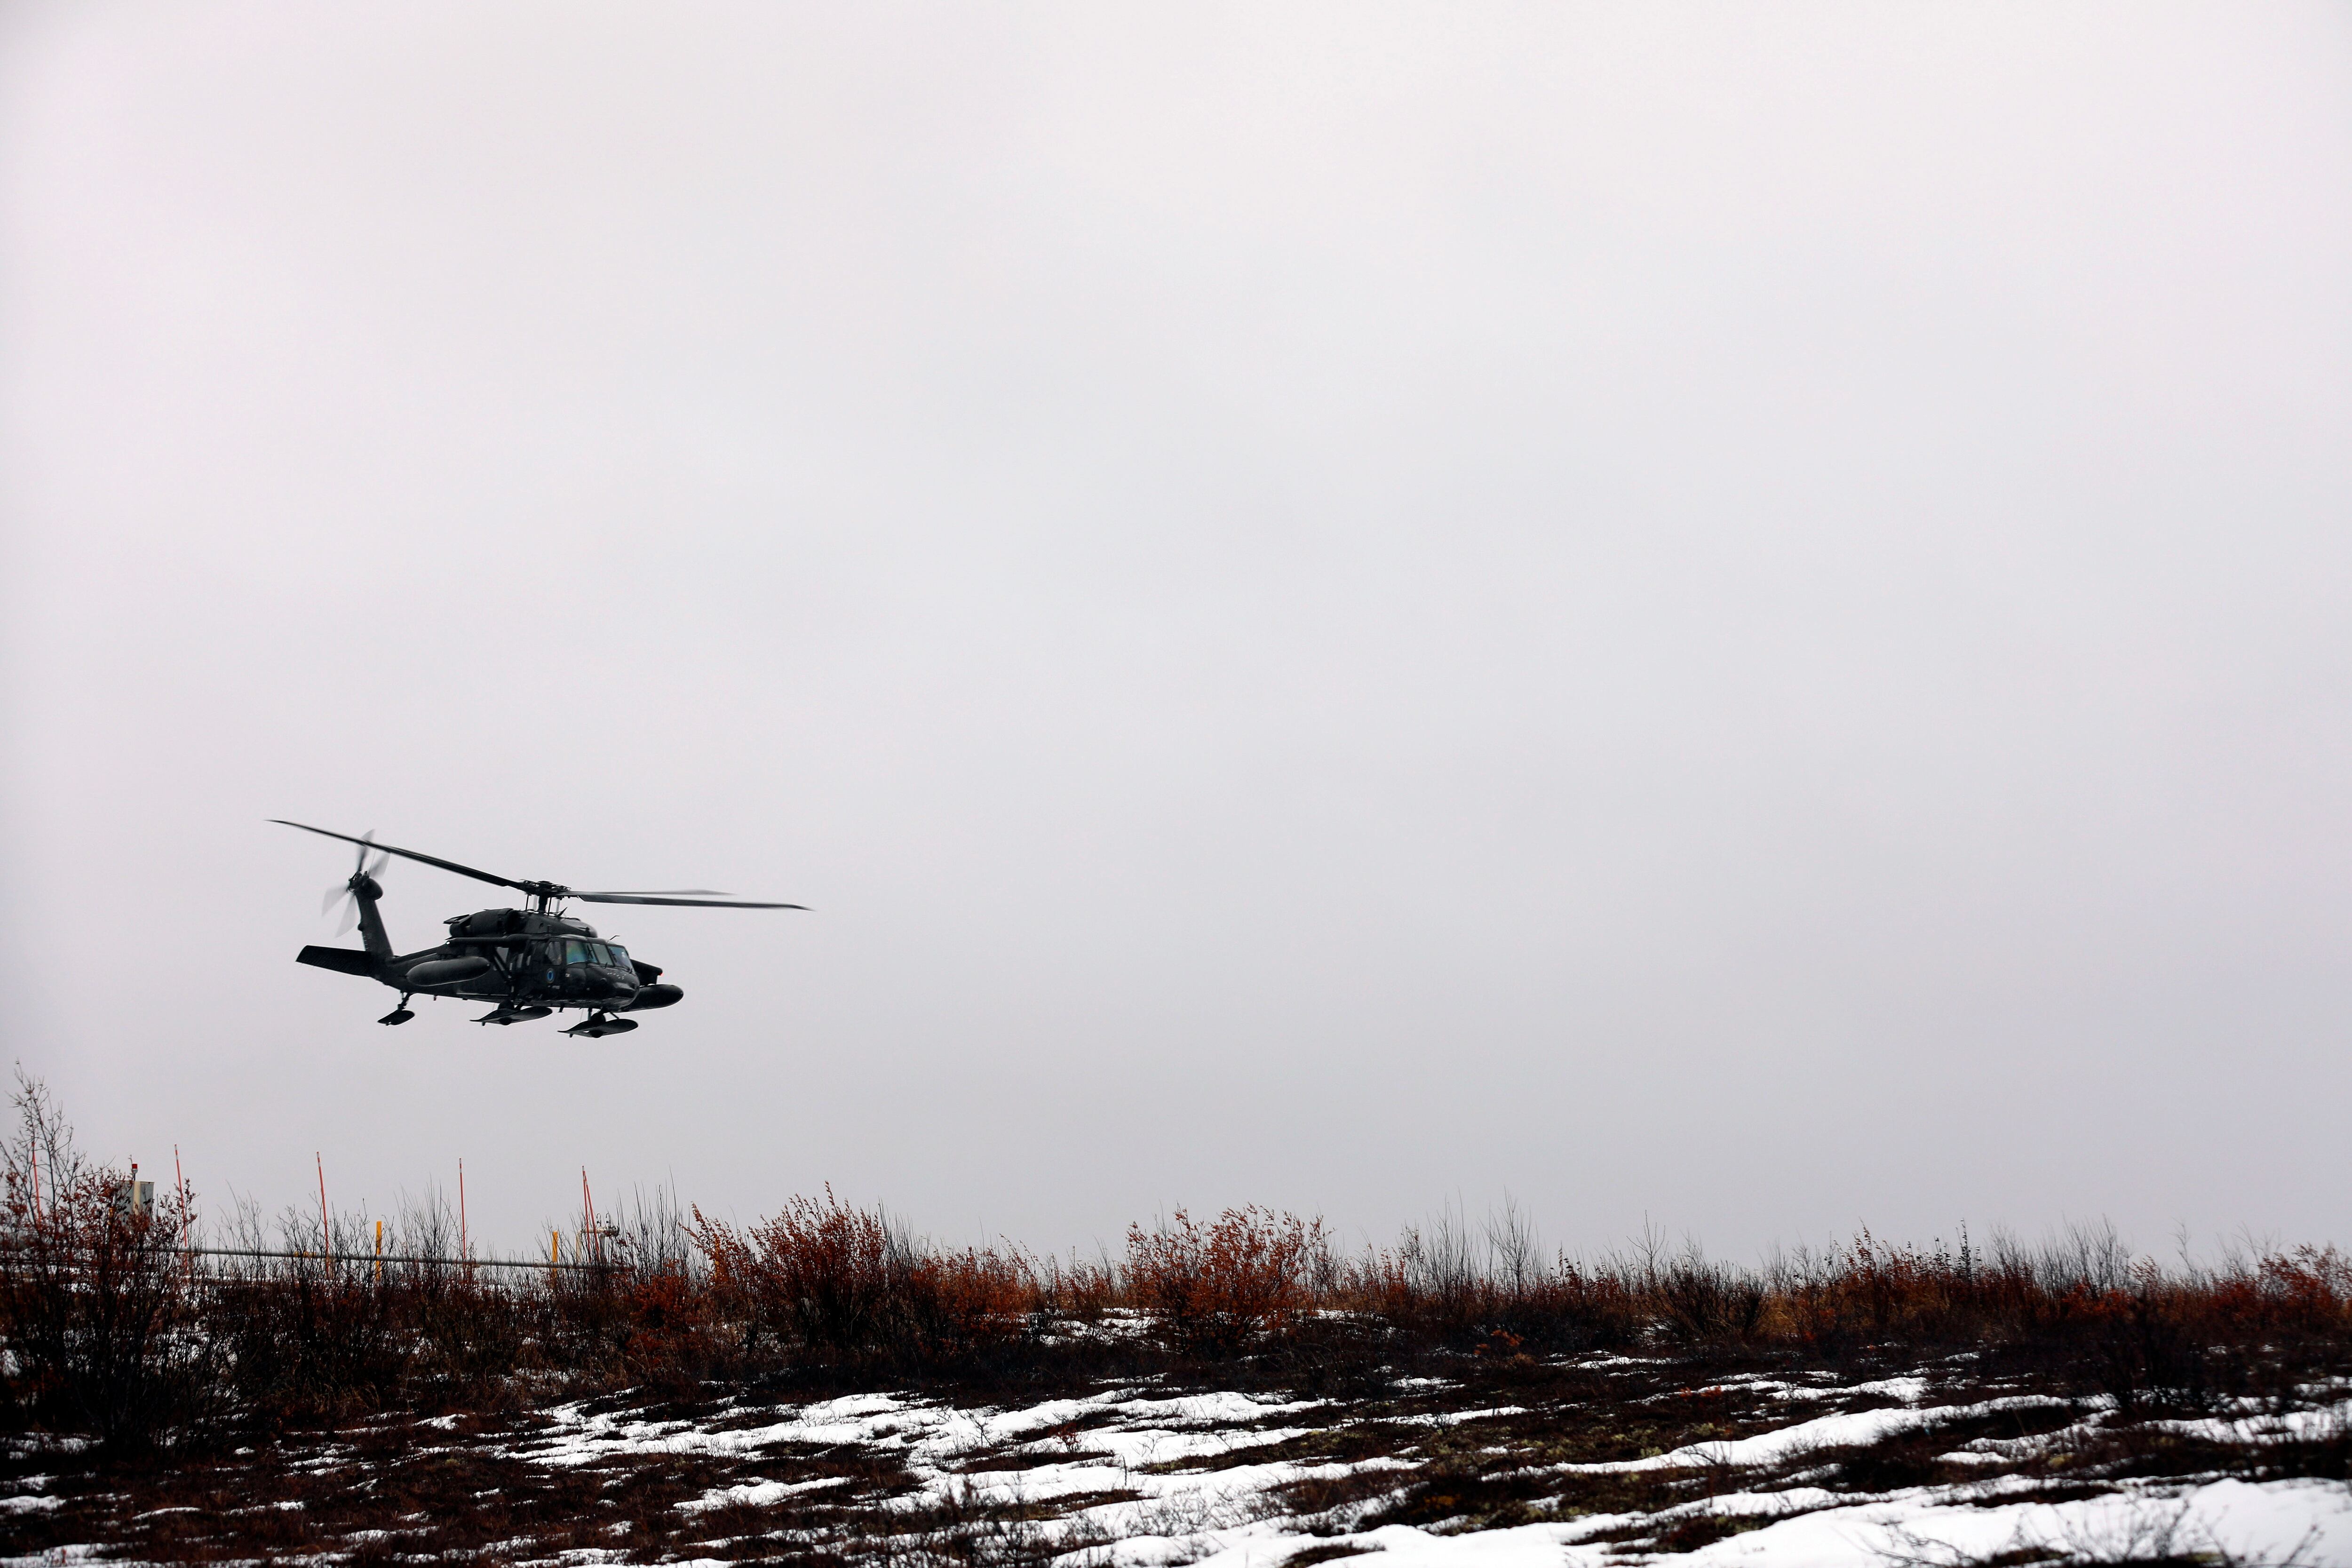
175 1145 192 1281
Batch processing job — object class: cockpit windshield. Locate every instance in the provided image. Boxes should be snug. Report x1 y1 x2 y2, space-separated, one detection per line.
608 944 631 969
564 939 591 966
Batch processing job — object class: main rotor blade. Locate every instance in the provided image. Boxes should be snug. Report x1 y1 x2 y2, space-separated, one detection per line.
271 820 524 891
573 892 807 908
572 888 732 897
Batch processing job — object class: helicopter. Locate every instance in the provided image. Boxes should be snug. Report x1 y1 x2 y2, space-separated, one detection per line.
275 820 803 1037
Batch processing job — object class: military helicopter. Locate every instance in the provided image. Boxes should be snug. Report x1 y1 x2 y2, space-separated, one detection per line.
275 820 803 1037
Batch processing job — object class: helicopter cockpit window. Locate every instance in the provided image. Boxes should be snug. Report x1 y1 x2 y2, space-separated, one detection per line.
589 943 615 966
564 939 591 966
608 944 631 969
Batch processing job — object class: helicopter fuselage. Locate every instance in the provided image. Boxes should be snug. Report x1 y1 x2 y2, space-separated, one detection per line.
296 886 683 1032
276 819 797 1035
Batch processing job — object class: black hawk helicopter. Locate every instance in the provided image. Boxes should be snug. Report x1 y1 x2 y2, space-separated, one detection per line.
275 820 803 1037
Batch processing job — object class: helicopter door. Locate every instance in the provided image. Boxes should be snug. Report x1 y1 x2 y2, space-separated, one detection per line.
562 939 595 995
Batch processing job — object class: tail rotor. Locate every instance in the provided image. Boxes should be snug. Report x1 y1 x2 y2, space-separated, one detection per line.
324 831 391 935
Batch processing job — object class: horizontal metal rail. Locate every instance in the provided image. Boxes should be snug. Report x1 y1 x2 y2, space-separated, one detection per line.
0 1241 629 1275
185 1245 615 1273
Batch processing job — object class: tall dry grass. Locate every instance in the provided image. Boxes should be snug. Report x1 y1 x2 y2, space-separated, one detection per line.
4 1078 2347 1447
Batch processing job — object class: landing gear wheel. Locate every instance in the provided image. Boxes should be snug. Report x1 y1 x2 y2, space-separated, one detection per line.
379 996 415 1026
562 1011 639 1039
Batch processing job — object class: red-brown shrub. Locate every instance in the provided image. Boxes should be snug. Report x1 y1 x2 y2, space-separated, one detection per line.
1126 1207 1321 1358
0 1156 215 1446
691 1188 1036 1366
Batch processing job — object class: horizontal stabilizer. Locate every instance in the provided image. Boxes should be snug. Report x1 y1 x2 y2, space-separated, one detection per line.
297 945 378 977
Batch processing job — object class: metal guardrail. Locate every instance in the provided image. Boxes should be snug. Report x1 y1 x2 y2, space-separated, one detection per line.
185 1246 615 1274
0 1239 635 1275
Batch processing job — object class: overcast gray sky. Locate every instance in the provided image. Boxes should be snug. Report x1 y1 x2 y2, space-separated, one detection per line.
2 2 2348 1261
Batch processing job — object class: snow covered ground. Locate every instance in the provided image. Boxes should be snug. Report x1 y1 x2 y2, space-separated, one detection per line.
505 1374 2352 1566
4 1354 2346 1563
